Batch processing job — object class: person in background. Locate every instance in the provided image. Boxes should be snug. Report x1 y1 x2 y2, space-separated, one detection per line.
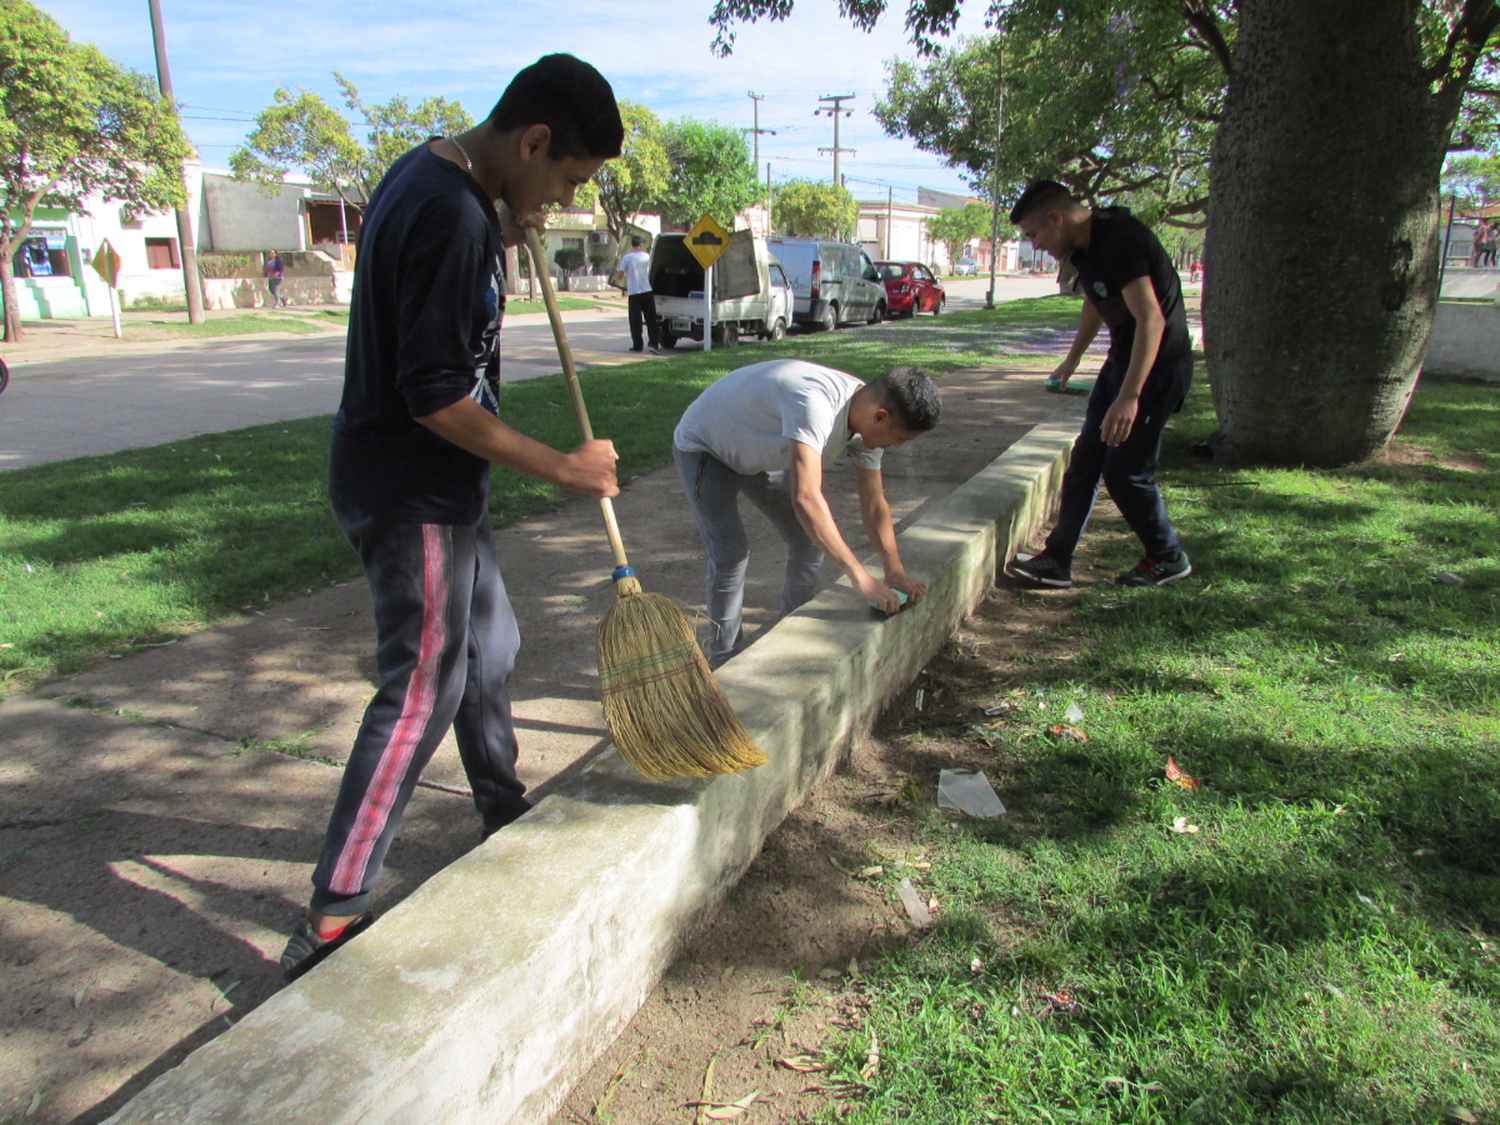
263 251 287 307
620 235 660 354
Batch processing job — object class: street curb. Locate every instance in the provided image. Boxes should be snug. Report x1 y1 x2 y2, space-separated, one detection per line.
102 403 1085 1125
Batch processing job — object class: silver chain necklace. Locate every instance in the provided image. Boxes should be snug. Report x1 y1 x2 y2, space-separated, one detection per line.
447 135 473 175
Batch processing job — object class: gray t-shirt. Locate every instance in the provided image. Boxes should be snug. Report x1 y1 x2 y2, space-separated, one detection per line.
673 359 883 475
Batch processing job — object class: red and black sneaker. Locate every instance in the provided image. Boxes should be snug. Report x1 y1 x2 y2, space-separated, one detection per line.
279 912 375 982
1115 553 1193 587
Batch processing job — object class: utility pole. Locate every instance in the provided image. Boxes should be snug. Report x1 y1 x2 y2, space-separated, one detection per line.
744 92 777 225
766 162 773 230
985 48 1004 310
815 95 857 187
147 0 204 324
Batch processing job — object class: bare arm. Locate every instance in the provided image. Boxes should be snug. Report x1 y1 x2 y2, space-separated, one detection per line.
857 465 926 605
416 396 619 497
786 440 902 613
1051 295 1105 388
1099 275 1166 447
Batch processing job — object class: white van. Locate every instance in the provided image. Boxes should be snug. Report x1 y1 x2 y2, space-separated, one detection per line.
648 230 794 348
762 237 888 331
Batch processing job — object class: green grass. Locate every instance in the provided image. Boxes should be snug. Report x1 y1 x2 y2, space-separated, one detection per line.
510 295 621 314
810 380 1500 1124
144 313 338 338
0 297 1083 690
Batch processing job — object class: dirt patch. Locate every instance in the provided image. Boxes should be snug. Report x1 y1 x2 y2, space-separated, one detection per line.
551 518 1131 1124
1383 439 1486 474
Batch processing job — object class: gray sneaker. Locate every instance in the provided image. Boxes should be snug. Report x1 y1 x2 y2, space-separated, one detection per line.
1008 552 1072 588
1115 553 1192 587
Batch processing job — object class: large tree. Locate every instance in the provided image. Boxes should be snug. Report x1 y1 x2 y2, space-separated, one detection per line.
711 0 1500 467
0 1 192 342
593 101 670 245
773 179 859 237
656 119 763 230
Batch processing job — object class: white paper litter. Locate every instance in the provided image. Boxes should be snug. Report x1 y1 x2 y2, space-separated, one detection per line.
896 878 933 927
937 770 1008 818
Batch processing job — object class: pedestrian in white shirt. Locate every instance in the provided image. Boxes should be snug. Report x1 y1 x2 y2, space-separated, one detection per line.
620 235 660 354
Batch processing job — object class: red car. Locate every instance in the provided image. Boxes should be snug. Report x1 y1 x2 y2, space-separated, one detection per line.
875 260 945 317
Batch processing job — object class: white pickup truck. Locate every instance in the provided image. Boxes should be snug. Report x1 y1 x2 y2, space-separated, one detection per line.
649 230 794 348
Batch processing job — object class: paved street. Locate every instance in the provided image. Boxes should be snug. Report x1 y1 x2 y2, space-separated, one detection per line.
0 276 1060 472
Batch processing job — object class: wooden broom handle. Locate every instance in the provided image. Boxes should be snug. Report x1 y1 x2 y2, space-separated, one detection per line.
524 226 631 572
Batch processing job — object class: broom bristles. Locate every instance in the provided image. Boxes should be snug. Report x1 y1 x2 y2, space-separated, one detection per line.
597 586 766 780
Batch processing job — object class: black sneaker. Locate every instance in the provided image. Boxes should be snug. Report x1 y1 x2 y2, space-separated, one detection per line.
1008 551 1072 588
279 912 375 982
1115 553 1192 587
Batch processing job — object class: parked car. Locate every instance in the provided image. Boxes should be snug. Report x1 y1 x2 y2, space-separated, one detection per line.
649 230 794 347
952 257 979 276
876 260 945 317
762 237 887 331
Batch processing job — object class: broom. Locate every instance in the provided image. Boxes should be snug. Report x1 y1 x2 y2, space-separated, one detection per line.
524 226 766 780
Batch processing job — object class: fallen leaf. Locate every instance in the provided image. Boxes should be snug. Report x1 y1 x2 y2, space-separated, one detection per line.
1440 1108 1479 1125
1414 848 1437 857
847 955 860 980
857 866 884 879
1170 817 1201 835
1048 723 1088 742
73 983 88 1009
828 856 860 878
971 957 984 973
778 1055 826 1073
859 1033 881 1082
689 1090 763 1120
1165 757 1201 791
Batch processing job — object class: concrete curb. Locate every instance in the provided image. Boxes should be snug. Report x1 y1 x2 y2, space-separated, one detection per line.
103 404 1085 1125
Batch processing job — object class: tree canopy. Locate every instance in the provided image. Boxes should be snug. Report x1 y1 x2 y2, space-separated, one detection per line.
657 119 762 230
231 74 471 205
0 0 193 341
594 101 670 244
773 180 858 238
925 201 991 260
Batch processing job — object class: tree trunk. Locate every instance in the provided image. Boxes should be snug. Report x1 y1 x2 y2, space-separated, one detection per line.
1 255 22 343
1203 0 1446 466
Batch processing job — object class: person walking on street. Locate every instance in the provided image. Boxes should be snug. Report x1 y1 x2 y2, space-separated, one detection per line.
1005 180 1194 591
263 251 287 307
620 235 660 354
674 359 941 668
278 54 624 983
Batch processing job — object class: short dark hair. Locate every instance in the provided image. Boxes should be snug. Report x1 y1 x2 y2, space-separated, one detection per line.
488 54 624 161
631 236 643 248
1009 180 1080 225
871 366 941 432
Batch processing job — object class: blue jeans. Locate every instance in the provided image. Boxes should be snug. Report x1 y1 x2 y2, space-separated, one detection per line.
674 446 824 667
1044 354 1192 567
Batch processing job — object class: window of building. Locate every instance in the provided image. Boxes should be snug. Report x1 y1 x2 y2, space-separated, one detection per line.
145 238 180 269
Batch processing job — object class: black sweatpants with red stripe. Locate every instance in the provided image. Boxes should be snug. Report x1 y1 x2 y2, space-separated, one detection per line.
309 512 531 916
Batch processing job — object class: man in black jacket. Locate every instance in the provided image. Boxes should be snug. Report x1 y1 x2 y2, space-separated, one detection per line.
280 54 624 982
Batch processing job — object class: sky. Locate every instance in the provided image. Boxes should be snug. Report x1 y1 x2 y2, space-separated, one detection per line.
43 0 998 204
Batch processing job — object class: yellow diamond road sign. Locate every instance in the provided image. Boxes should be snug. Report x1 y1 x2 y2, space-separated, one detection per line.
685 212 730 270
91 238 122 288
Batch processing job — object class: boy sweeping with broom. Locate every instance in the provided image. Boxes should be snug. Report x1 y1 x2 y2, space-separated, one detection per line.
674 360 941 668
279 55 624 982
